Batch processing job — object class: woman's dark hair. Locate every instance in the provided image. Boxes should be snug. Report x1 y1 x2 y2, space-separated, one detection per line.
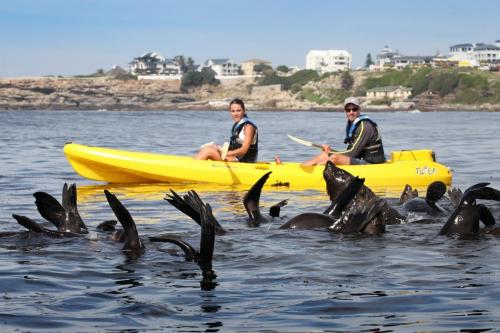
229 98 245 111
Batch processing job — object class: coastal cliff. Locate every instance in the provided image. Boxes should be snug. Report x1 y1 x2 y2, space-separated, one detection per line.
1 72 499 111
0 76 321 111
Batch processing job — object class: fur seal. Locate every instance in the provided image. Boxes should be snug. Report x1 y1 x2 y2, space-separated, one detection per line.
243 171 287 226
165 189 227 235
150 196 216 269
322 161 405 227
33 183 88 234
439 182 500 236
104 190 145 253
246 167 386 235
280 177 386 234
399 181 447 214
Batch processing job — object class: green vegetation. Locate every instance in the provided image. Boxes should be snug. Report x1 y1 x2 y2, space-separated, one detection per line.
298 87 349 105
174 55 196 73
113 73 138 81
341 71 354 90
254 65 499 106
276 65 290 73
253 63 274 75
73 69 107 78
257 69 319 90
181 68 220 92
365 53 374 68
357 67 500 104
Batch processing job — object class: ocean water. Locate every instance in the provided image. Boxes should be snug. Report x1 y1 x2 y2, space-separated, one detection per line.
0 109 500 332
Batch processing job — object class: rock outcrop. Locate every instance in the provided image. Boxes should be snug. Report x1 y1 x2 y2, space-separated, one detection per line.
1 76 498 111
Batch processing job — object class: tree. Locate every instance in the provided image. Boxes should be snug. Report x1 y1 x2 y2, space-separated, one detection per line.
253 63 274 75
186 57 196 72
341 71 354 91
276 65 290 73
174 55 189 73
180 68 220 92
365 53 374 68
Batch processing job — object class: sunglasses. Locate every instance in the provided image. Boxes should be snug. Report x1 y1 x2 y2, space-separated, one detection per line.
345 107 359 113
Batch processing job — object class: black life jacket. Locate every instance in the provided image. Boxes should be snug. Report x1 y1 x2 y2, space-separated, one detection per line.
344 115 385 164
229 117 258 163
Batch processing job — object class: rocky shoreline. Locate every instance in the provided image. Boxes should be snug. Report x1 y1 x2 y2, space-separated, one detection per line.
1 77 498 112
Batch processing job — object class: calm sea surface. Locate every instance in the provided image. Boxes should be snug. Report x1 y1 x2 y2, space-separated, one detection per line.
1 109 500 332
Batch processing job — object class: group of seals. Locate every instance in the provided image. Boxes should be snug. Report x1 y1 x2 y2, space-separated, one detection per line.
167 161 500 239
11 184 217 272
7 164 500 288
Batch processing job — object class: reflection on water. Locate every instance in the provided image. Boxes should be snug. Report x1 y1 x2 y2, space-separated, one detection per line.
1 110 500 331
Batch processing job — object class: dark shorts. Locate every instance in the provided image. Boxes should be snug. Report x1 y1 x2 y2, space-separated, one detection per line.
349 158 367 165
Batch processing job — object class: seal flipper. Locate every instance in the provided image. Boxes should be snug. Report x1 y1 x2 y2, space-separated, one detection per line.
199 203 215 267
426 181 446 203
165 189 201 225
447 187 463 208
269 199 288 218
329 198 382 234
62 183 70 211
104 190 144 252
243 172 272 224
424 181 446 212
354 199 385 234
149 202 215 265
12 214 79 238
33 191 65 228
13 214 45 233
400 184 418 204
67 183 87 232
477 204 495 227
149 236 198 261
461 183 500 205
165 190 226 235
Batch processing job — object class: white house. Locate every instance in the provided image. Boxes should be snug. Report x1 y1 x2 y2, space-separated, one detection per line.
305 50 351 74
129 52 182 76
474 43 500 63
392 56 432 69
366 86 412 101
449 42 500 64
200 59 240 76
376 45 401 67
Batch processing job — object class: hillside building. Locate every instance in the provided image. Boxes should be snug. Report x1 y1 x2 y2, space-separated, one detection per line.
305 50 351 74
449 41 500 65
129 52 182 76
366 86 412 101
200 59 240 76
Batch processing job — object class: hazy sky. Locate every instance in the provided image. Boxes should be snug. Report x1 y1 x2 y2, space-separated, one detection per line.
1 0 499 77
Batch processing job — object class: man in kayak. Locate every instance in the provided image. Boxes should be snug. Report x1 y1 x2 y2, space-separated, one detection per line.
302 97 385 166
195 98 258 162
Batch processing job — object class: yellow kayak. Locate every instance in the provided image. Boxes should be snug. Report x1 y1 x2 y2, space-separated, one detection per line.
64 143 453 194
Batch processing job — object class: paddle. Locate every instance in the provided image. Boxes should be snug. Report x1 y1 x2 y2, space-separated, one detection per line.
287 134 337 152
220 142 229 160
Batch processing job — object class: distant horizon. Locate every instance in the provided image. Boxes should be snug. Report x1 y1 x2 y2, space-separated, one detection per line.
1 0 499 77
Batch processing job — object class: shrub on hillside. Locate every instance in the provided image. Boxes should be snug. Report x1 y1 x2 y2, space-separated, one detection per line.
181 68 220 92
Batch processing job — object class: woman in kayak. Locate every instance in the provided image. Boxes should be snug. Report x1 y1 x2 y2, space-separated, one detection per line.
195 98 258 162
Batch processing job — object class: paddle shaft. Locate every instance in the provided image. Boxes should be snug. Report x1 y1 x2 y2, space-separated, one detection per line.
287 134 337 152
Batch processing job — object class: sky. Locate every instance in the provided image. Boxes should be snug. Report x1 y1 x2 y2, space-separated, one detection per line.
1 0 499 77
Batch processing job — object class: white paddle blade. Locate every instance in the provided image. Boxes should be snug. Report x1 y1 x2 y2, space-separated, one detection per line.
220 142 229 160
287 134 323 149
